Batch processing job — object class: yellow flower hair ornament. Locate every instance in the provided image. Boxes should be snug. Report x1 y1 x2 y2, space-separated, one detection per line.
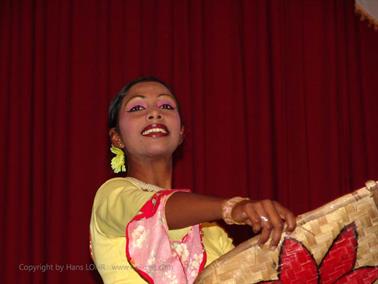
110 145 126 173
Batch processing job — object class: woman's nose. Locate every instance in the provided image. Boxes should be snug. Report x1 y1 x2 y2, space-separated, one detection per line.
147 108 162 120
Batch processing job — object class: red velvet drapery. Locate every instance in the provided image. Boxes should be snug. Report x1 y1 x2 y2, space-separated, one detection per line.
1 0 378 283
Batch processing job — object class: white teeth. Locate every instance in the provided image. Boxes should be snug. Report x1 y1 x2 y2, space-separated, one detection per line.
142 128 168 135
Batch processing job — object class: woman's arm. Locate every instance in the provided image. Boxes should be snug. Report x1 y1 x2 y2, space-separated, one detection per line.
165 192 296 248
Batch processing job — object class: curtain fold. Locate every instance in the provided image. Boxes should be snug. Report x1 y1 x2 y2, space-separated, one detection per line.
1 0 378 283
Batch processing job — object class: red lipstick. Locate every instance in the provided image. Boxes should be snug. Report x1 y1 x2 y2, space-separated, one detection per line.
141 123 169 137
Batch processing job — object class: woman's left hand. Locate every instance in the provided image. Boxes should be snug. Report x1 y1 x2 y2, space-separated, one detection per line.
231 199 296 248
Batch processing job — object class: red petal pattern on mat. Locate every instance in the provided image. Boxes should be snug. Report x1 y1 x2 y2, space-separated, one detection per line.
334 267 378 283
319 224 357 283
257 222 378 284
279 239 318 284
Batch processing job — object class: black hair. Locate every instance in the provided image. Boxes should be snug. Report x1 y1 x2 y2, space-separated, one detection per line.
108 76 180 129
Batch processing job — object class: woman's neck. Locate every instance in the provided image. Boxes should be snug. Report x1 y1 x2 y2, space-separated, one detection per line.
126 157 173 188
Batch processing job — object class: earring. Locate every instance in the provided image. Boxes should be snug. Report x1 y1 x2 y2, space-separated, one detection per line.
110 145 126 173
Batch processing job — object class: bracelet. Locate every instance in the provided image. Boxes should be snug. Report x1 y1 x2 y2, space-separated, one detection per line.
222 196 250 225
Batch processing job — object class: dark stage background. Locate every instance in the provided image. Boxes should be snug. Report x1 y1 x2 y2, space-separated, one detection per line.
1 0 378 283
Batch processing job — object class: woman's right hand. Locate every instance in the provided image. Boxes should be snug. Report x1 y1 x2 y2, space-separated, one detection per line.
231 199 296 248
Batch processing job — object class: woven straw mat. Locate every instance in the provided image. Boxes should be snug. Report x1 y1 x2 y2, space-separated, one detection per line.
196 180 378 284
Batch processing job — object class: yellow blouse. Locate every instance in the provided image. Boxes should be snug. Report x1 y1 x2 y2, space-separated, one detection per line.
89 177 234 284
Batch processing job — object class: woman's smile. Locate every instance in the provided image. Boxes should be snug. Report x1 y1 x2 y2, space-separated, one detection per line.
141 123 169 138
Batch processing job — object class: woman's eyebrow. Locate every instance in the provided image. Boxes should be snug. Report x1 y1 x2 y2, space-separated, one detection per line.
158 93 175 100
124 95 145 106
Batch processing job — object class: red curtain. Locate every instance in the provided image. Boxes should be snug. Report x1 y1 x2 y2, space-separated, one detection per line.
1 0 378 283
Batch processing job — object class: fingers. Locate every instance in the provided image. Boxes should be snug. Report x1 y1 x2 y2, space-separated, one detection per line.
241 200 296 248
242 205 262 234
259 200 284 248
273 201 297 233
246 201 271 245
230 200 262 230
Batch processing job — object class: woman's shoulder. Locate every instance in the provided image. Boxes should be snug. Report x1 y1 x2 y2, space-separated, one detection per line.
94 177 140 202
99 177 136 189
98 177 163 192
98 177 138 192
94 177 161 203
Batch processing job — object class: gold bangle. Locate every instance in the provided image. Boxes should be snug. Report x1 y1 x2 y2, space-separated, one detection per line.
222 196 250 225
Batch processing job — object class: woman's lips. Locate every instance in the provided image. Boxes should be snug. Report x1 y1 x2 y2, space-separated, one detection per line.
141 123 169 137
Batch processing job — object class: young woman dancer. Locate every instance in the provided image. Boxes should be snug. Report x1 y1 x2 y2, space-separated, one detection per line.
90 77 296 283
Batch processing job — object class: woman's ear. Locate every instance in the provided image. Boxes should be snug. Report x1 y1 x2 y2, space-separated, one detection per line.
109 128 125 148
179 126 185 145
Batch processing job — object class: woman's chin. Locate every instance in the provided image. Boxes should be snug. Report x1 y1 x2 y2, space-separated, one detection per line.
143 147 175 159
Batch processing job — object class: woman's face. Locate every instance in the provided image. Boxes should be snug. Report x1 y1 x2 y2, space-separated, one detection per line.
113 81 183 160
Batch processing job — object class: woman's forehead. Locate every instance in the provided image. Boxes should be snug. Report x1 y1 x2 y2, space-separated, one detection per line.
122 81 176 104
127 81 171 96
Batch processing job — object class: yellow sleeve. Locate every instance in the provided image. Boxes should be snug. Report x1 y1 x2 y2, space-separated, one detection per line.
202 222 235 265
93 178 155 237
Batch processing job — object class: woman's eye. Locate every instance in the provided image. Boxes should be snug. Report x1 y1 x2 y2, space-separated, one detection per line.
128 105 145 112
160 104 174 110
